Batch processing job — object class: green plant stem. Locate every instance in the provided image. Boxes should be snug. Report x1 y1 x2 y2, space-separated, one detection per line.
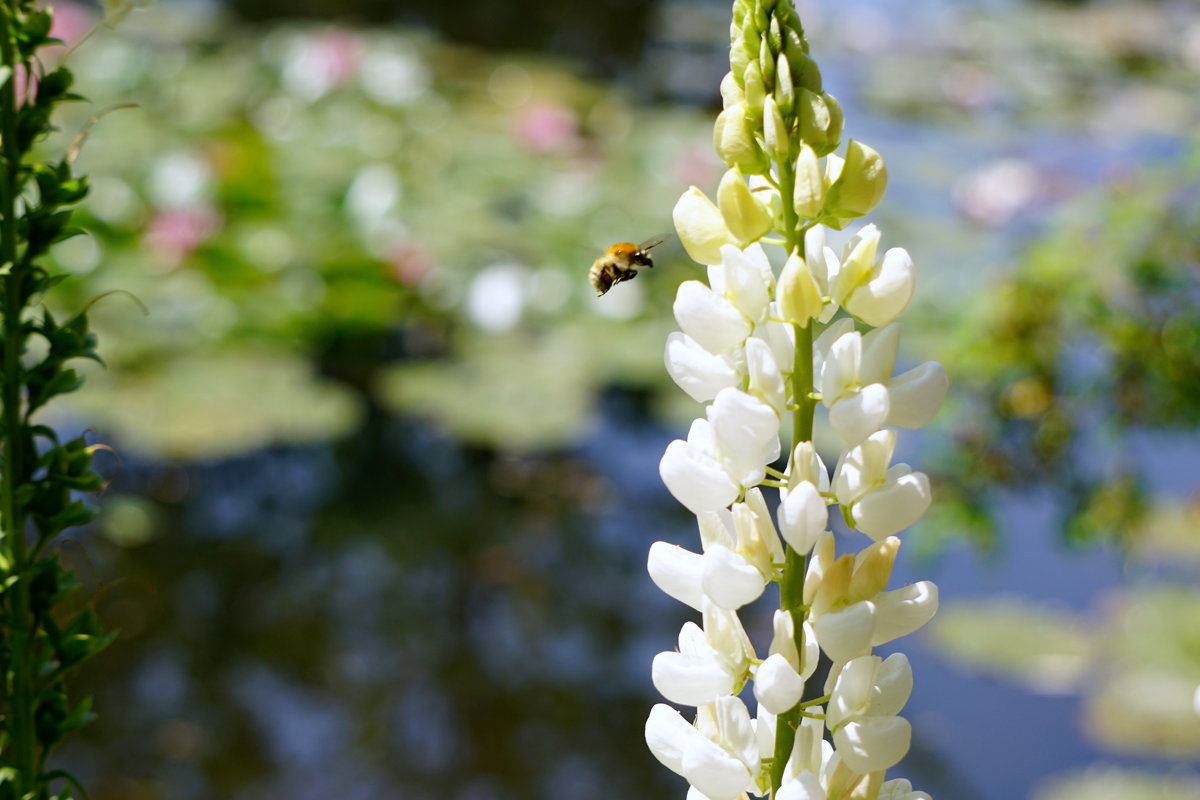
769 152 817 796
0 2 36 793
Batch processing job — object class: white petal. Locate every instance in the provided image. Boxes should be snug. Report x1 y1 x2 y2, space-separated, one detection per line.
647 541 704 611
674 280 752 354
845 247 915 327
814 601 876 665
743 488 786 564
828 655 881 728
804 225 830 293
777 772 825 800
674 186 735 266
860 323 901 385
682 736 754 800
812 318 854 382
660 439 740 514
885 361 948 429
746 337 788 417
832 717 911 774
755 704 778 762
828 384 890 445
871 653 914 718
820 330 862 405
709 388 781 487
720 244 771 324
741 242 776 293
754 653 807 714
871 581 939 646
832 430 896 505
703 602 755 678
702 544 767 610
762 315 796 372
666 331 741 403
713 695 759 778
851 471 931 539
645 703 701 775
788 441 831 493
652 650 735 707
801 621 820 681
777 481 827 554
698 508 738 550
832 224 881 304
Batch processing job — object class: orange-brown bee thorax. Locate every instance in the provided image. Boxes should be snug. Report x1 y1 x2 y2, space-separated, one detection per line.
607 242 641 258
608 242 654 267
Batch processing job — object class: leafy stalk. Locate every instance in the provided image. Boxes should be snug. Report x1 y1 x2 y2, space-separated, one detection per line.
0 2 117 797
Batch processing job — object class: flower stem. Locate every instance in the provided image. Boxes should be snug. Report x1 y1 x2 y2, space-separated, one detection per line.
0 2 36 792
770 152 818 796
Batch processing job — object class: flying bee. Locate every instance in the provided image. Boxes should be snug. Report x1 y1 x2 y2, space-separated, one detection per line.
589 238 663 296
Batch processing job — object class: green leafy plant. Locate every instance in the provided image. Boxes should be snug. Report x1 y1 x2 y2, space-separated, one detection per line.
0 2 117 796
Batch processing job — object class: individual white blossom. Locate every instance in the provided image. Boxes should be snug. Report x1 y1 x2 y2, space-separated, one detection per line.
826 654 914 773
832 430 932 539
646 697 760 800
652 600 754 706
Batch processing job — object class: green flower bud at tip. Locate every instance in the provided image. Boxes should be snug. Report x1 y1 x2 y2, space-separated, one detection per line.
717 169 773 245
763 96 789 162
720 71 743 109
759 37 776 89
789 50 822 94
778 248 823 324
775 53 794 116
796 88 837 154
793 143 824 220
673 186 735 266
823 92 845 148
827 139 888 218
768 15 783 53
743 60 767 119
714 104 767 174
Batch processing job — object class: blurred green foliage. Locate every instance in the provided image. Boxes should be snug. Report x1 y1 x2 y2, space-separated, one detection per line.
925 148 1200 550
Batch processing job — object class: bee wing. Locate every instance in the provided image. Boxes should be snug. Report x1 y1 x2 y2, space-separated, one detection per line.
638 237 665 252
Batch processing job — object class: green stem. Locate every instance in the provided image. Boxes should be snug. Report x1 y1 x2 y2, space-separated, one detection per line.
769 149 818 797
0 2 36 793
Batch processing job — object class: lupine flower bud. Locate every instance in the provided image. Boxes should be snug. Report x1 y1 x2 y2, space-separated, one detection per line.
790 50 822 93
759 37 776 88
718 169 773 245
714 104 767 174
720 71 743 109
826 139 888 218
754 653 806 713
674 187 736 266
796 88 838 155
776 479 826 553
793 143 825 220
743 61 767 121
763 96 789 162
824 92 845 146
774 52 794 116
777 248 822 324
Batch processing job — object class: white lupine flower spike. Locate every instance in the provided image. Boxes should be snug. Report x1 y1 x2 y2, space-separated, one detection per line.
645 3 942 798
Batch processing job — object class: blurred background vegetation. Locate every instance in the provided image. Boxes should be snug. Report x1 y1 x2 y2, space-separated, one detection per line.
29 0 1200 798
